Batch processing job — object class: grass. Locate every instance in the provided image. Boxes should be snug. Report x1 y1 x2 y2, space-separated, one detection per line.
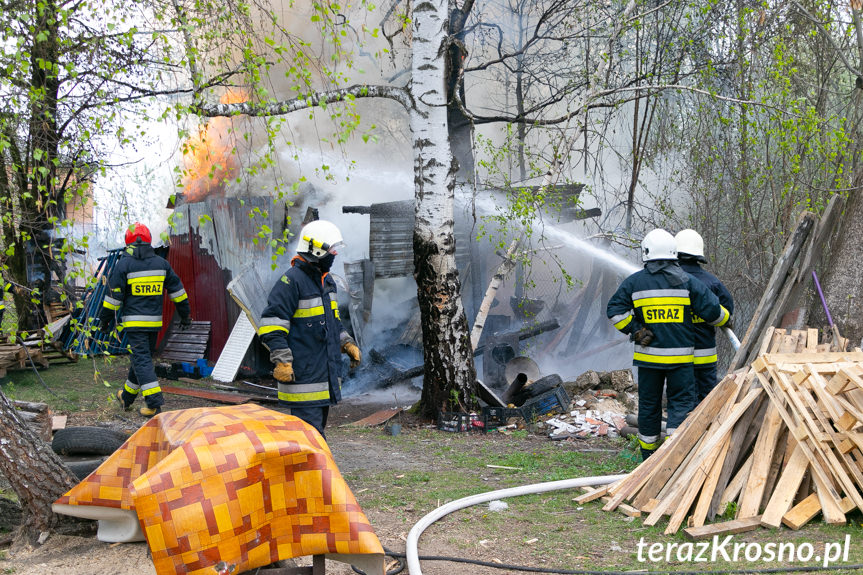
0 355 132 413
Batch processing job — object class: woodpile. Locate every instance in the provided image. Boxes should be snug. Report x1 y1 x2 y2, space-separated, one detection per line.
579 328 863 538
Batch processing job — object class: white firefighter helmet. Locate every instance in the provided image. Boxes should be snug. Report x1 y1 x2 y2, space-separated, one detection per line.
675 229 707 262
297 220 345 259
641 229 677 262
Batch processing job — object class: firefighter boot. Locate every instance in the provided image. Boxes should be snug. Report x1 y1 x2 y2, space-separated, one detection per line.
115 389 133 412
640 447 657 460
140 406 162 418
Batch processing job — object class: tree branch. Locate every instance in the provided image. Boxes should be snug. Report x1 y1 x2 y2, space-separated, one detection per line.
190 84 412 117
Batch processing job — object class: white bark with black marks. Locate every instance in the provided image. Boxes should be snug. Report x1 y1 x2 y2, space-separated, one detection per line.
411 0 477 417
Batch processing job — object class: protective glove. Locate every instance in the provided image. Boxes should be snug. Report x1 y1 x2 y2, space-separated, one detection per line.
342 342 362 369
99 310 116 334
723 318 733 331
632 327 654 346
274 362 294 382
180 316 192 331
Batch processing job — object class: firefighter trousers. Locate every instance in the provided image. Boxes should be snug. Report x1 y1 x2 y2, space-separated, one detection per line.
695 364 718 403
120 331 164 409
637 364 696 457
283 405 329 439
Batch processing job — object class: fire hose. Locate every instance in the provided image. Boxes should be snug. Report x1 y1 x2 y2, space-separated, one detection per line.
405 474 627 575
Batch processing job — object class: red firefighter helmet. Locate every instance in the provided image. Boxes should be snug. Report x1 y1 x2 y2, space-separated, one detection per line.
125 222 152 245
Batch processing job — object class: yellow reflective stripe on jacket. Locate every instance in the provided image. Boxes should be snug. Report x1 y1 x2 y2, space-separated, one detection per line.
293 306 325 318
708 305 731 327
169 288 187 303
694 347 718 365
331 300 340 319
293 297 325 318
103 295 122 310
258 324 289 335
633 296 691 308
633 345 694 364
611 312 632 330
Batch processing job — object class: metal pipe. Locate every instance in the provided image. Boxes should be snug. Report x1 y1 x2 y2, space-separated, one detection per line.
812 270 834 327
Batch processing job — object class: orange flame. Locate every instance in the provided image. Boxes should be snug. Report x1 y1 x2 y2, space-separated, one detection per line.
180 89 248 203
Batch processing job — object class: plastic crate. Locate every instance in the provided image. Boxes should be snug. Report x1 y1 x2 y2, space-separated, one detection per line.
482 406 521 429
437 411 485 432
519 386 570 422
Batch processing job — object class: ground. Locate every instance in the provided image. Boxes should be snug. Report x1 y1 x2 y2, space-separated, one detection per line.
2 358 863 574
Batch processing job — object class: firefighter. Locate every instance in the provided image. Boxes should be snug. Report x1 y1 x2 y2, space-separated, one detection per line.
100 222 192 417
257 220 361 437
675 229 735 402
607 229 732 460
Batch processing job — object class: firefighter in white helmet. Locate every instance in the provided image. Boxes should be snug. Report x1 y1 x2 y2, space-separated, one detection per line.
607 229 732 460
257 220 361 437
675 229 734 401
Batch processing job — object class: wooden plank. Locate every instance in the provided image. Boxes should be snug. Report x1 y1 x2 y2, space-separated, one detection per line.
161 386 252 404
782 493 821 530
760 426 789 511
720 453 753 510
758 326 777 355
708 395 767 520
574 487 608 504
690 435 731 528
760 445 809 528
738 404 784 517
812 470 846 525
683 516 762 541
51 414 67 431
576 487 641 517
806 328 820 351
344 408 403 428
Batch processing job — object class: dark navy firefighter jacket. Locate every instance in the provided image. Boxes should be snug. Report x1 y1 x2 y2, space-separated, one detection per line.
680 261 734 369
258 256 354 407
102 242 190 331
607 261 731 369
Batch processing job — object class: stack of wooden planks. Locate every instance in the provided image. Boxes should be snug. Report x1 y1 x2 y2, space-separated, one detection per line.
579 327 863 538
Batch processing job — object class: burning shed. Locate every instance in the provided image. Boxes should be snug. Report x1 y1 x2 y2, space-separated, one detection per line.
162 195 296 375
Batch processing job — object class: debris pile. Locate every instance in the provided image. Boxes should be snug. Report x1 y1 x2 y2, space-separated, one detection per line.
581 328 863 538
486 368 634 439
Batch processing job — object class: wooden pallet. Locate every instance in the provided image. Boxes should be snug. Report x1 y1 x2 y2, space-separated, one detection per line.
592 327 863 535
158 321 211 363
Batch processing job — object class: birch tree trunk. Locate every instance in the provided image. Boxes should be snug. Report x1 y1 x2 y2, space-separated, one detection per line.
0 390 79 547
411 0 478 418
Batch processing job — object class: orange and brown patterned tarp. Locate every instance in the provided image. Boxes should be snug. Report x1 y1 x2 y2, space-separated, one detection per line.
55 404 383 575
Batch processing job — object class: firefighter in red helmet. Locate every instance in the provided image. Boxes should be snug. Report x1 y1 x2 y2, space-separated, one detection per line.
101 222 192 417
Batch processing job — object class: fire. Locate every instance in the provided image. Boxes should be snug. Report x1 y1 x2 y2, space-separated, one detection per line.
180 89 248 203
